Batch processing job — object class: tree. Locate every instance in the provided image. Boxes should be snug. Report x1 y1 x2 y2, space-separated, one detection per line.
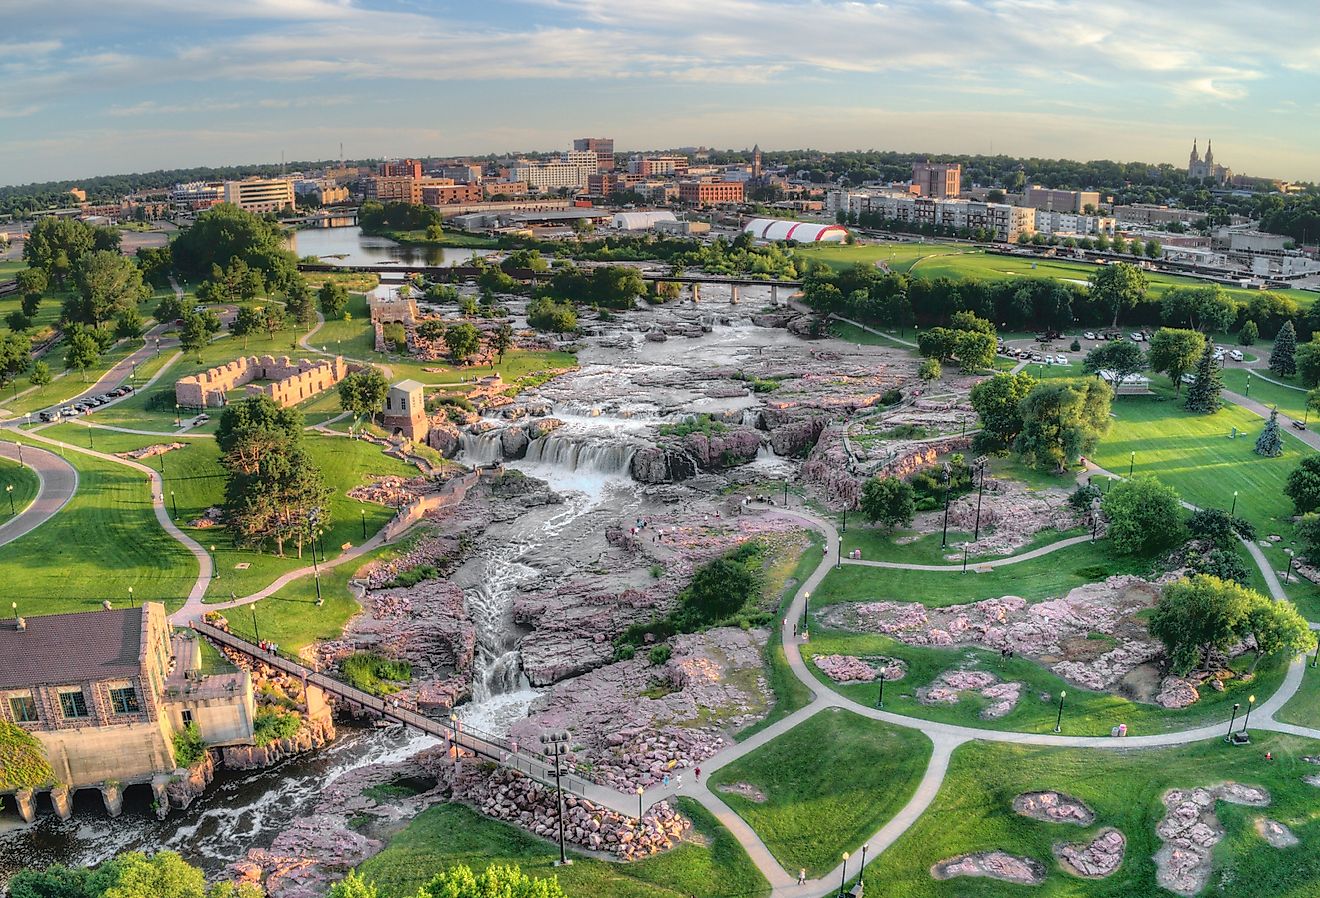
230 305 263 349
1145 239 1162 259
1294 338 1320 387
527 297 577 333
23 217 103 285
492 323 514 365
0 332 31 393
416 319 446 342
1088 262 1148 326
1254 408 1283 458
1296 512 1320 560
679 556 759 624
416 864 568 898
1149 574 1253 674
180 310 221 362
969 371 1036 452
1285 454 1320 513
1013 379 1112 472
170 203 298 292
261 303 287 339
1270 319 1297 377
1160 286 1236 333
1183 334 1223 413
952 329 997 371
338 368 390 424
1244 598 1314 674
29 360 52 393
64 327 101 381
327 871 378 898
101 851 206 898
444 321 480 362
859 476 915 530
156 293 186 323
1101 475 1183 555
0 719 55 792
1239 319 1258 346
114 307 144 340
16 268 47 318
1081 340 1146 389
6 310 31 333
70 250 147 326
283 279 317 328
319 281 348 319
1147 327 1203 394
918 357 942 383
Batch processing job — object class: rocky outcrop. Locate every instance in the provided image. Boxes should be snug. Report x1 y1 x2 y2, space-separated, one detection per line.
1255 817 1298 848
932 851 1046 885
527 417 565 439
1055 829 1125 878
630 447 699 483
426 419 462 457
1155 676 1199 709
813 654 907 683
164 752 216 811
1013 791 1095 826
222 715 337 770
233 815 382 898
768 416 826 456
917 670 1022 719
1155 783 1270 896
500 427 530 460
679 428 762 470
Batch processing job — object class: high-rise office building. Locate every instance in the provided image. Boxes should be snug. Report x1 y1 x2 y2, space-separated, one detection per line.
911 161 961 198
573 138 615 171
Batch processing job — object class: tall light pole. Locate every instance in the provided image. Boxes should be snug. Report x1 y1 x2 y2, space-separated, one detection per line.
171 489 178 519
1225 702 1240 742
1128 450 1135 477
210 545 218 582
1230 491 1238 516
838 852 849 898
876 669 885 709
837 535 843 569
1240 694 1256 736
5 483 13 516
1053 690 1067 733
15 441 22 468
636 785 644 824
940 464 952 548
540 730 573 867
972 456 988 542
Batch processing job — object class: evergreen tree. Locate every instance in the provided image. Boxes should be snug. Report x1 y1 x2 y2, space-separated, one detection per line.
1270 320 1297 377
1239 319 1258 346
1255 408 1284 457
1184 335 1223 413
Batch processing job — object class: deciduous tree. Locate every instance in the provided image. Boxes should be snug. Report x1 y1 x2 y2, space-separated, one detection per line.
969 371 1036 452
1013 379 1112 471
1101 475 1183 555
859 475 915 530
1148 327 1203 394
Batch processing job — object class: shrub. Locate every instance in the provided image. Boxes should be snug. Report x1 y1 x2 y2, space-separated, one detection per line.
172 722 206 767
383 564 441 588
1068 483 1101 511
341 652 413 696
648 644 672 666
1102 476 1184 555
253 709 301 747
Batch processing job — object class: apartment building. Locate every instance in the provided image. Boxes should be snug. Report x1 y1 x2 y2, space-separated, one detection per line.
627 155 690 177
222 178 295 214
171 181 225 211
911 161 961 198
512 152 597 192
435 163 484 183
421 182 483 205
835 189 1034 241
379 159 423 179
1033 209 1115 237
1022 185 1101 213
678 180 745 207
573 138 615 171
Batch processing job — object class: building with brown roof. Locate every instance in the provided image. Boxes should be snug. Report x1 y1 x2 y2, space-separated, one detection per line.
0 604 255 821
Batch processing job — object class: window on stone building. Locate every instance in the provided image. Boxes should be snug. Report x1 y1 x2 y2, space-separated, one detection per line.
110 686 141 714
8 692 37 722
58 689 89 718
181 709 194 726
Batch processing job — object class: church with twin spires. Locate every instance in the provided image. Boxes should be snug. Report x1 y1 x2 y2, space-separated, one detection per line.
1188 139 1232 185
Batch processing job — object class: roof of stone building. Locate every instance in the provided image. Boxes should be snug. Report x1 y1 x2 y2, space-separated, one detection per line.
0 607 144 688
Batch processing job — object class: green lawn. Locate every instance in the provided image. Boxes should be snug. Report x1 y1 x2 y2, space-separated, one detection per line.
840 525 1085 567
828 320 916 350
1275 659 1320 728
1221 368 1310 421
866 733 1320 898
814 539 1155 609
357 798 768 898
0 434 197 613
709 708 932 878
0 456 41 517
739 530 823 741
1089 391 1310 532
796 241 970 275
802 625 1286 737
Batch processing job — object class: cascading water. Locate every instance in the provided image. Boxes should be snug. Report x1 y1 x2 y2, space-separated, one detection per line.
459 431 504 465
522 433 636 477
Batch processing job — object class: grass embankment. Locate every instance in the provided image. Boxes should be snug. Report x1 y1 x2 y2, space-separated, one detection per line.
1276 660 1320 728
1221 367 1310 420
711 708 931 878
738 530 823 740
0 456 42 517
1089 390 1305 534
0 434 197 613
357 798 769 898
867 734 1320 898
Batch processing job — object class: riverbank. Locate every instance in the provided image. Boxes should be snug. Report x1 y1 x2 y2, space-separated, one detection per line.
364 228 499 250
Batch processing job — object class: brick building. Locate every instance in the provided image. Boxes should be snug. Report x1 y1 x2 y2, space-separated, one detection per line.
379 159 424 179
911 161 962 198
678 180 745 207
381 379 428 443
421 182 483 205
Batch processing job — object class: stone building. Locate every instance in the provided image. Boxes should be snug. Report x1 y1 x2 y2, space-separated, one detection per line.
0 604 255 821
380 379 429 443
367 284 419 326
175 355 348 409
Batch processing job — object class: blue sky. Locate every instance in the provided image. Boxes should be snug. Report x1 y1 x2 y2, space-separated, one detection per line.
2 0 1318 186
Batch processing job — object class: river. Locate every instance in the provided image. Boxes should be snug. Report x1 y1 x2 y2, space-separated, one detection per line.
292 226 494 268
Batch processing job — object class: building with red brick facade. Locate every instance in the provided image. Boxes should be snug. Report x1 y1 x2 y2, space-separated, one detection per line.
678 180 745 207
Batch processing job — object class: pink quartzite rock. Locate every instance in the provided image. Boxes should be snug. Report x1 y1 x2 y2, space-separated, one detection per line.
931 850 1047 885
1055 829 1126 878
1013 791 1095 826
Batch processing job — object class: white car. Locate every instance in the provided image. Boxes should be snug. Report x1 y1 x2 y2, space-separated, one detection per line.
1083 332 1096 340
1055 355 1068 365
1130 332 1144 342
1213 351 1224 362
1230 350 1244 361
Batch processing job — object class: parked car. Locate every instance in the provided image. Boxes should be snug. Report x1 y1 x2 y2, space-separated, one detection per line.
1230 350 1244 361
39 410 60 423
1083 332 1096 340
1130 332 1144 342
1055 355 1068 365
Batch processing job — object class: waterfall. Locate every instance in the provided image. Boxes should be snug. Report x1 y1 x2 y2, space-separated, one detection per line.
459 430 504 465
522 433 636 476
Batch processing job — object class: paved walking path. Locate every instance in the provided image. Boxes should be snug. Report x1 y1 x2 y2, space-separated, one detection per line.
0 440 77 546
844 532 1092 572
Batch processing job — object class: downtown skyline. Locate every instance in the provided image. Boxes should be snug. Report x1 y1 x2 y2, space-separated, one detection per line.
2 0 1319 186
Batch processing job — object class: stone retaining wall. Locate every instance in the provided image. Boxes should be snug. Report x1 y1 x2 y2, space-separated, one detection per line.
176 355 348 409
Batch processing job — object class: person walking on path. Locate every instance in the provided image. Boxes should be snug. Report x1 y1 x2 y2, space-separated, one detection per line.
798 869 807 885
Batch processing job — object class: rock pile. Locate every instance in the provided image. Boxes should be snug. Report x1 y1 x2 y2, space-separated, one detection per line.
931 850 1047 885
117 442 186 460
942 478 1081 556
1154 783 1270 896
1054 829 1125 878
1013 791 1095 826
821 575 1169 694
716 782 767 803
233 815 382 898
1254 817 1298 848
812 654 907 683
918 670 1022 718
452 765 690 860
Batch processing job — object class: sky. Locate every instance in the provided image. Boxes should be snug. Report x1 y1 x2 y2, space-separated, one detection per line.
2 0 1319 187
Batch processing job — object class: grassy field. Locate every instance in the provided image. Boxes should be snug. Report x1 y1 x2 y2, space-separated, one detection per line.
796 241 970 274
1089 390 1307 533
709 708 932 878
1221 367 1311 421
738 530 823 741
813 539 1156 609
0 456 41 518
802 624 1286 737
357 798 768 898
39 423 416 601
828 320 916 350
1275 659 1320 728
840 525 1085 567
0 434 197 613
865 733 1320 898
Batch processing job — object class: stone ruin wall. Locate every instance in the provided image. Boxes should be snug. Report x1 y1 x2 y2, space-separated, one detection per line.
176 355 348 409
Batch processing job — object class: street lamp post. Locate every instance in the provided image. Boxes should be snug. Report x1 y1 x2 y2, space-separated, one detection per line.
540 730 573 866
1284 548 1295 584
16 441 22 468
1225 702 1240 742
86 424 93 449
837 535 842 569
783 479 789 507
1053 690 1067 733
175 404 181 427
636 785 644 824
361 508 367 540
940 464 952 548
972 456 988 542
1129 450 1135 477
170 490 178 519
251 603 261 644
128 586 134 607
962 546 969 572
5 483 13 516
1231 491 1238 516
876 670 885 709
860 844 869 884
838 852 850 898
210 545 218 582
1240 694 1256 736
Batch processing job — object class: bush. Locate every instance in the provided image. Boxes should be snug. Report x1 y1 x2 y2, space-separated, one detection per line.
659 413 727 438
1102 476 1184 555
1070 338 1081 352
341 652 413 696
253 709 302 747
648 644 672 666
1068 483 1101 511
383 564 441 588
172 722 206 767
